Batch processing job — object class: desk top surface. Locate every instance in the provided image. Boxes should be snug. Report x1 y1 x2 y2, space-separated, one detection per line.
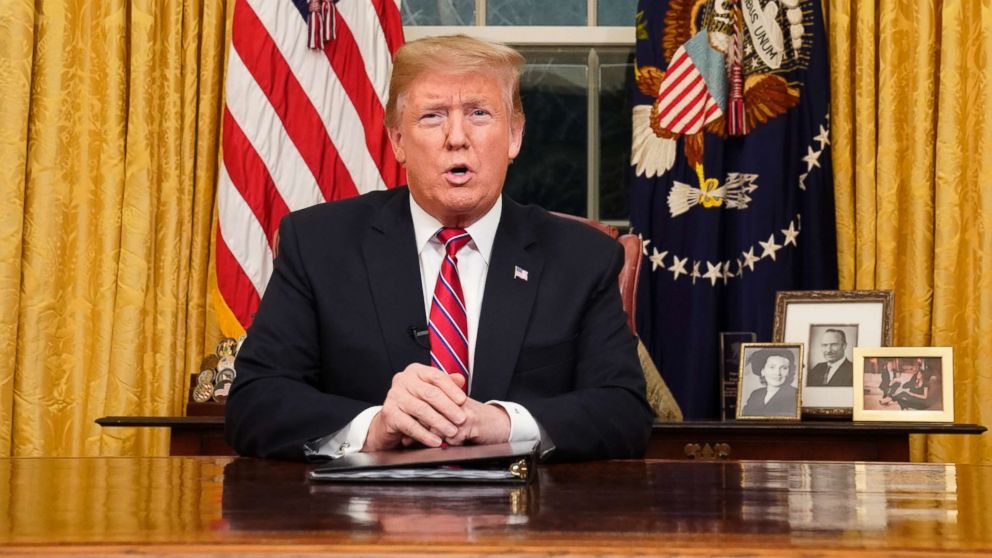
1 457 989 557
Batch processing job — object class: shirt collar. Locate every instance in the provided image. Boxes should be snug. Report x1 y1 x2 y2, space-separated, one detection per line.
409 194 502 264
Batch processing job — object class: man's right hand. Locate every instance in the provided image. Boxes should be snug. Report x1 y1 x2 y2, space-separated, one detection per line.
362 364 468 452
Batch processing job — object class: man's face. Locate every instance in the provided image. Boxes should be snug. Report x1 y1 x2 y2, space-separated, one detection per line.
821 331 846 363
387 70 523 227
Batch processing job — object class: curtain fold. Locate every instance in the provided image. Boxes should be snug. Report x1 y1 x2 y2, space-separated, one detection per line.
0 0 225 457
830 0 992 463
0 0 35 454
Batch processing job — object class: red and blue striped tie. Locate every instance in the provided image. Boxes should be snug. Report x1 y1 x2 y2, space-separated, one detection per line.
429 228 472 390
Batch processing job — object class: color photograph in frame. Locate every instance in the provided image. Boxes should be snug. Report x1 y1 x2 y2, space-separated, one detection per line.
853 347 954 422
735 343 804 421
773 290 893 417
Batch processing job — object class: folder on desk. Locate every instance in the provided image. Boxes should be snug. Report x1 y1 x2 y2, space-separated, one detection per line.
307 441 538 484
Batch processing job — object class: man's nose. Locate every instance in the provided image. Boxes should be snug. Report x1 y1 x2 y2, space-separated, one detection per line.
444 113 469 149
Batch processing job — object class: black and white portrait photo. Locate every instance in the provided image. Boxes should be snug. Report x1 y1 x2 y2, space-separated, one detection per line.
805 325 858 387
736 344 804 420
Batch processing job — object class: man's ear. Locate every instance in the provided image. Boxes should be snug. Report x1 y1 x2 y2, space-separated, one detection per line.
508 119 524 160
387 127 406 164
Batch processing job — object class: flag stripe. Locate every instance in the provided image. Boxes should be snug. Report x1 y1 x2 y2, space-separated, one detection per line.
335 0 394 106
222 109 292 244
216 0 405 333
247 0 390 194
658 75 704 127
225 47 326 210
374 0 404 56
320 13 402 186
218 166 276 295
233 2 361 201
656 51 693 101
215 228 261 328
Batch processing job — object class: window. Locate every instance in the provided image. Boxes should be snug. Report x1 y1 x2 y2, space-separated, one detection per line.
403 0 636 226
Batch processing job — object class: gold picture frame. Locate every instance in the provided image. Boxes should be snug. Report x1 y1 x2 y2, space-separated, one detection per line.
772 290 894 418
735 343 804 421
853 347 954 422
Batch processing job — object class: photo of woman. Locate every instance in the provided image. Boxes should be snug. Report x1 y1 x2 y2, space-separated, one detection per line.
736 344 804 420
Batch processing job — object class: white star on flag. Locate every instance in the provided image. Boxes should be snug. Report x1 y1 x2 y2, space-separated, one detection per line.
649 247 668 271
703 261 723 286
802 146 822 172
759 234 783 261
668 256 688 280
741 247 760 272
781 221 800 247
814 124 830 149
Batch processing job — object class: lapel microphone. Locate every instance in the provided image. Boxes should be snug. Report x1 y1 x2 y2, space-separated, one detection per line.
409 326 430 350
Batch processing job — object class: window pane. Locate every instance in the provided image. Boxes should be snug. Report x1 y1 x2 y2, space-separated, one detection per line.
401 0 475 26
487 0 585 26
597 0 637 26
504 48 588 216
598 49 635 221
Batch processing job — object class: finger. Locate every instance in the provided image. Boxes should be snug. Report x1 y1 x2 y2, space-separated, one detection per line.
418 367 469 406
388 412 443 448
414 382 467 426
397 396 461 438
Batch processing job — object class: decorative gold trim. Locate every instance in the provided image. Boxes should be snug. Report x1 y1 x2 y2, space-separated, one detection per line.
509 458 529 480
684 442 732 460
772 289 894 345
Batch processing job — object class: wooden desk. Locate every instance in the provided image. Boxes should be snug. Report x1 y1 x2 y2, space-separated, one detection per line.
1 456 990 556
96 416 986 461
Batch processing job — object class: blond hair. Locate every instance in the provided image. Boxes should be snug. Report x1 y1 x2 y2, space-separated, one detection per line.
384 35 525 128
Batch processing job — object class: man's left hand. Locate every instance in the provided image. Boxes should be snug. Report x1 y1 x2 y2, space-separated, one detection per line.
441 399 511 446
402 399 510 447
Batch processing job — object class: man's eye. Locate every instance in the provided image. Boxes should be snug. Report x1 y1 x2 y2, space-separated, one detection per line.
471 109 490 117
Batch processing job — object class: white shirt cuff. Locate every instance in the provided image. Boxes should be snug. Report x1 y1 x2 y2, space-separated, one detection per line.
487 400 540 442
314 406 382 458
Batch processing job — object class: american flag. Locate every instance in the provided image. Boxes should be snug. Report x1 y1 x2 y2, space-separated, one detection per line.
214 0 405 336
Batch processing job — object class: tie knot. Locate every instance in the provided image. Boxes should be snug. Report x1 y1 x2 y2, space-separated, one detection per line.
436 228 471 256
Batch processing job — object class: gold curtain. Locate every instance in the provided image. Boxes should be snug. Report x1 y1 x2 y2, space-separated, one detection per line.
830 0 992 462
0 0 228 457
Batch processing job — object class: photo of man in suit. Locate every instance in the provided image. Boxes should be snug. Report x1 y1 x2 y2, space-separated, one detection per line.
806 328 855 387
224 35 653 462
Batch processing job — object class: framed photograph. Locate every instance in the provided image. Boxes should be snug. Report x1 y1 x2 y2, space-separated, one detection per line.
735 343 804 421
772 290 894 417
719 332 757 420
853 347 954 422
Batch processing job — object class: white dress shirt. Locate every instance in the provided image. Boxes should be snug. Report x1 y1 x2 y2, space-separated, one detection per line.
315 196 539 457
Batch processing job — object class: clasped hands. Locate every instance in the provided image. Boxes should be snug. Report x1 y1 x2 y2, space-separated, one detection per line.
362 363 511 452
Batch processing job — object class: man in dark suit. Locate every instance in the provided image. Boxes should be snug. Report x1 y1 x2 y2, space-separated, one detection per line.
225 35 653 462
806 329 853 387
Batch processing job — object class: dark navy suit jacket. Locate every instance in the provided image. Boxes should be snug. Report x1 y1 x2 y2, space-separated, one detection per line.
225 188 653 461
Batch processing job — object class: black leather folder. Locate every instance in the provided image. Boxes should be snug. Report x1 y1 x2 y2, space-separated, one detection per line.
307 441 539 484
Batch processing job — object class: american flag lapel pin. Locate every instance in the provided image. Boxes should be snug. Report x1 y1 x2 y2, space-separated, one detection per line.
513 265 529 282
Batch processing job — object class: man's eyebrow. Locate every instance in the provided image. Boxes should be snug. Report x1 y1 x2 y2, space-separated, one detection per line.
461 95 495 107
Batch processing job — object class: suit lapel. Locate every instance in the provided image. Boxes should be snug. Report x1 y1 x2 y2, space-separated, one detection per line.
362 189 431 372
471 199 542 401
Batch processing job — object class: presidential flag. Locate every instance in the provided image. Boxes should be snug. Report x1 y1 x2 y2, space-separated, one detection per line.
214 0 405 337
630 0 837 419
